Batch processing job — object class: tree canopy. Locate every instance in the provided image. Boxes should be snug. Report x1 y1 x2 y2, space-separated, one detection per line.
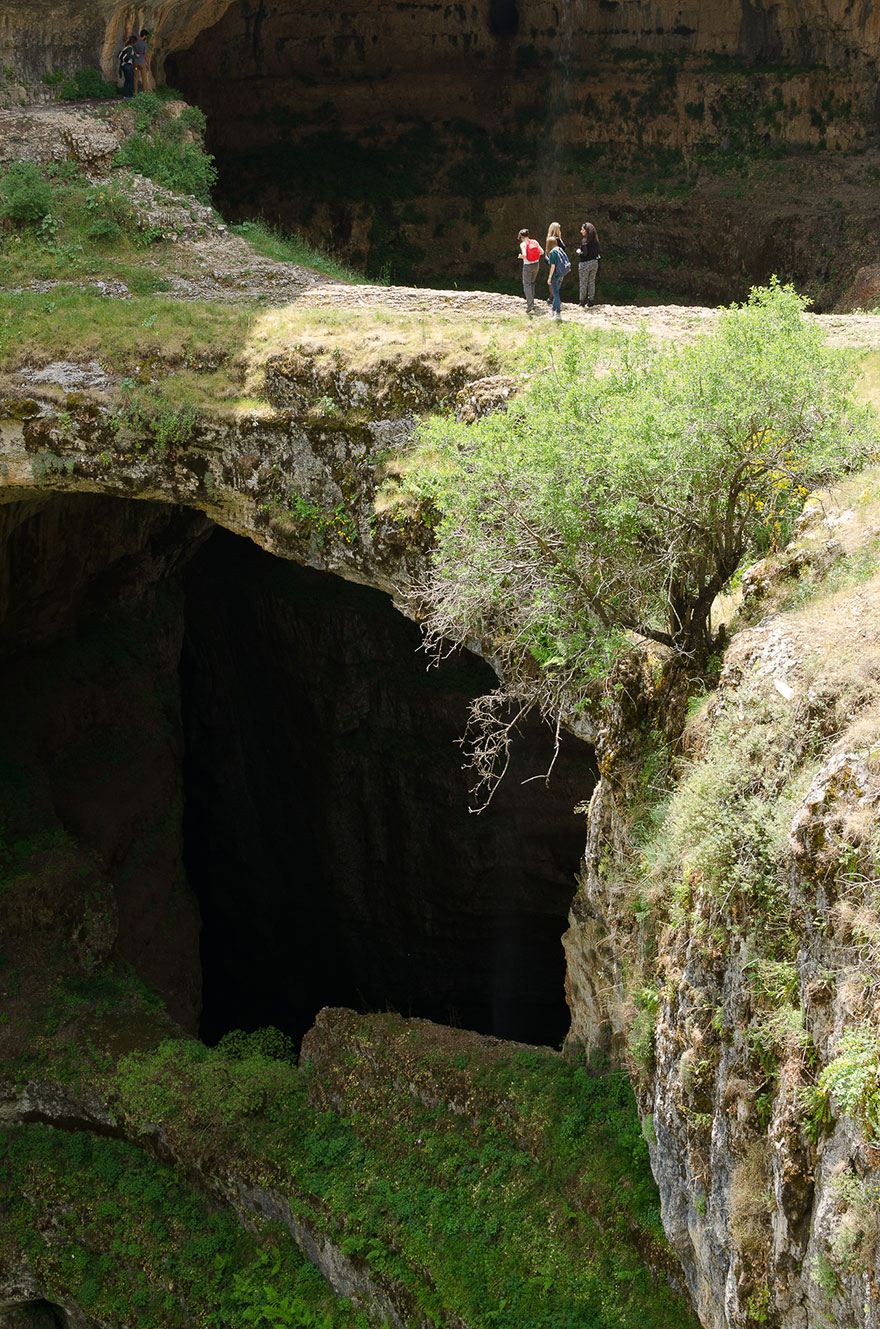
403 282 873 793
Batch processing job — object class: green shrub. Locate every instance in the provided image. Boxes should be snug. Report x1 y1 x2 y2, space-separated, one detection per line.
57 67 118 100
116 380 200 450
115 124 217 202
828 1174 880 1272
85 216 124 244
179 105 208 136
0 161 53 223
216 1025 297 1063
131 90 166 131
404 282 872 796
818 1027 880 1138
646 678 814 912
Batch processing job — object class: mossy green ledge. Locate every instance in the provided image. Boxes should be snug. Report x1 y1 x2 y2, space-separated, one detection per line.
0 352 453 603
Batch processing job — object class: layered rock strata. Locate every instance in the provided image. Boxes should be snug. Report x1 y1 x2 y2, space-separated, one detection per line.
3 2 880 305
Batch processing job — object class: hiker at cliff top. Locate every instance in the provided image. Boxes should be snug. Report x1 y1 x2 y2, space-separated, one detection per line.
118 35 136 99
577 222 600 308
517 228 544 315
133 29 151 94
545 222 569 322
544 221 566 264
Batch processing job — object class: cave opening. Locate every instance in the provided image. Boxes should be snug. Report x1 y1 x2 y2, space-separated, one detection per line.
0 494 595 1055
180 526 597 1050
2 1303 71 1329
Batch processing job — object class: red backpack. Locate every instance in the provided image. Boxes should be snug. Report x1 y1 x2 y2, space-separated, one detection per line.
525 239 541 262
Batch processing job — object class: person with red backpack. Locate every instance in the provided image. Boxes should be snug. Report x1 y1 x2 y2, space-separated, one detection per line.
517 229 544 315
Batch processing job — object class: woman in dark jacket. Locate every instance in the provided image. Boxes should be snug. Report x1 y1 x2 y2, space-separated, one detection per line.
118 35 136 99
576 222 600 307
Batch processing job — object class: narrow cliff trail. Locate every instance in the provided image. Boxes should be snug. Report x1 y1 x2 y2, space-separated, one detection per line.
3 100 880 353
102 218 880 348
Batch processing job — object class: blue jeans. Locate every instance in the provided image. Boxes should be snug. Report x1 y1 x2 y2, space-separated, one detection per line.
550 273 561 314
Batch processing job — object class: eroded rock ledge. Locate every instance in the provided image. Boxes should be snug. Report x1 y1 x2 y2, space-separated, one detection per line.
0 352 441 604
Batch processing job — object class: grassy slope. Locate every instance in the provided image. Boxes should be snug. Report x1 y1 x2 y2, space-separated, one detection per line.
0 1125 369 1329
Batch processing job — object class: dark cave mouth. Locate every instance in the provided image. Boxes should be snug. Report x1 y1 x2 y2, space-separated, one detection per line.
0 493 595 1054
180 528 597 1051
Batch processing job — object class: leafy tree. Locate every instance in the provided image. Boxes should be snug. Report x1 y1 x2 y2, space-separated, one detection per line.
404 283 872 795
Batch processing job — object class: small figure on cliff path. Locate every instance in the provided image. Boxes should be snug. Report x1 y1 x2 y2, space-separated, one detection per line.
133 29 151 94
545 221 569 321
517 228 544 315
118 35 136 99
577 221 600 308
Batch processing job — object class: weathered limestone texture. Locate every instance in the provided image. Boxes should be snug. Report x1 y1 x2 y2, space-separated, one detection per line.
0 1 237 84
0 373 427 600
563 499 880 1328
160 0 880 303
4 0 879 90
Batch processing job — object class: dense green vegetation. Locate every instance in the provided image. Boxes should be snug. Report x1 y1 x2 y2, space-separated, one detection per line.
0 99 215 288
0 1125 370 1328
115 94 216 202
103 1027 696 1329
402 282 871 796
41 66 118 100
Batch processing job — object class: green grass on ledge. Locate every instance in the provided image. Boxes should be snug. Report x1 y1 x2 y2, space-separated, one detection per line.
103 1027 699 1329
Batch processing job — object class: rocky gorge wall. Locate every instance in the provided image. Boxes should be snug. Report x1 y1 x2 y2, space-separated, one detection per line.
563 496 880 1329
3 87 880 1319
3 1 880 304
163 0 880 304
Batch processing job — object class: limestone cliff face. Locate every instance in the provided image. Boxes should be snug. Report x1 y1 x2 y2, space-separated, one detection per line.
162 0 880 303
4 0 879 89
563 497 880 1329
3 1 880 306
0 353 433 601
0 0 236 84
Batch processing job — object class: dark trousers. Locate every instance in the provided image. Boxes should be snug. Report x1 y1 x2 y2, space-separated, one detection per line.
122 65 134 98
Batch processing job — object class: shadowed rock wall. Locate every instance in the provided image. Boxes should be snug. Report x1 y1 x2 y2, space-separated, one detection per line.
0 494 207 1031
182 527 595 1049
0 492 593 1052
4 1 880 303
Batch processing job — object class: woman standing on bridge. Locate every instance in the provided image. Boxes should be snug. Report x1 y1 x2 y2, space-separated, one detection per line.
517 229 543 315
545 222 568 322
577 222 600 307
